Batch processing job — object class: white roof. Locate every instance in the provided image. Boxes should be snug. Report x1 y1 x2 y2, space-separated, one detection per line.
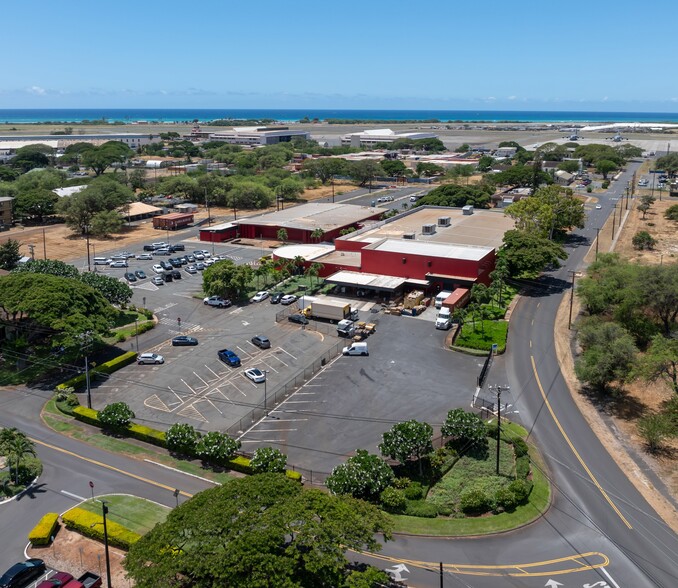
326 270 408 290
53 185 87 198
368 238 492 261
363 128 396 136
274 243 334 261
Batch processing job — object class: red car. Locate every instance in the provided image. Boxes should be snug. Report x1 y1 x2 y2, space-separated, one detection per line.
37 572 73 587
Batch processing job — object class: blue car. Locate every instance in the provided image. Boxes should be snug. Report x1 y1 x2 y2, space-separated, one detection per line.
218 349 241 367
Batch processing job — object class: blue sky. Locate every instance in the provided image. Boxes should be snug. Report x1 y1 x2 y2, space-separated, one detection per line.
2 0 677 112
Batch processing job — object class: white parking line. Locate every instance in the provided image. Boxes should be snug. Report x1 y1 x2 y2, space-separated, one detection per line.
283 400 316 404
278 348 297 361
240 439 285 443
204 365 220 378
192 372 209 389
267 354 289 368
269 418 308 422
246 428 297 432
181 379 196 395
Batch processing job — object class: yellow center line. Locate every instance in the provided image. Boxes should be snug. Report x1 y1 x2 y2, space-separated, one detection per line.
358 550 609 577
530 355 632 529
31 437 194 498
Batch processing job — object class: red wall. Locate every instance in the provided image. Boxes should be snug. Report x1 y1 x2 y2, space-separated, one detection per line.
200 226 237 243
360 248 495 285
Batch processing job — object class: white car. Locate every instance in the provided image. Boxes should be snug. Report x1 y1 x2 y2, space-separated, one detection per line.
204 258 216 266
194 253 205 260
136 253 153 260
244 367 266 383
138 353 164 365
251 291 269 303
595 204 602 209
152 264 165 274
152 276 164 285
280 294 297 305
109 260 128 268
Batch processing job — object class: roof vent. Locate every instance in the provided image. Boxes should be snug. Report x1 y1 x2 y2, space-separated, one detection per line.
421 224 436 235
437 216 451 227
402 232 416 240
462 205 474 215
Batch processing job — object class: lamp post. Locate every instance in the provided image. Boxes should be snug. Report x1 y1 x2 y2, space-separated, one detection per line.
80 331 93 409
488 385 509 475
264 370 270 417
134 318 139 352
568 270 577 330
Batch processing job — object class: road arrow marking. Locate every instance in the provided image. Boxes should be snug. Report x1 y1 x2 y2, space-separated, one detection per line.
385 564 409 581
544 580 563 588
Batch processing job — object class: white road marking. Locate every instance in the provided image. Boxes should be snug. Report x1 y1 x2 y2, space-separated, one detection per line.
181 379 196 395
278 348 298 361
61 490 86 501
601 568 622 588
240 439 284 443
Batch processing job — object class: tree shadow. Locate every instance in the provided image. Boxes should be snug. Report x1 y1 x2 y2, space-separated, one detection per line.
16 483 48 501
580 385 648 421
564 233 591 249
514 275 572 298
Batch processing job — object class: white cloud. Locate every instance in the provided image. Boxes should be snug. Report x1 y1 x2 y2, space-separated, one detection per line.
602 96 609 102
507 95 517 100
27 85 46 95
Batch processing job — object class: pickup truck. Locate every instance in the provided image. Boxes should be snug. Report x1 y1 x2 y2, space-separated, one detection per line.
37 571 102 588
218 349 241 366
203 296 232 308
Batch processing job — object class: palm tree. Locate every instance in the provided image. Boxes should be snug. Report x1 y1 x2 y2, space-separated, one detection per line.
292 255 306 276
254 265 267 288
5 432 36 485
310 227 325 243
305 262 324 286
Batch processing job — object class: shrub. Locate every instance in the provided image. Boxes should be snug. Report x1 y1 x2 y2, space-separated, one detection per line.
166 423 201 456
128 423 166 448
515 455 531 479
512 438 529 458
16 456 43 486
326 450 394 501
62 507 140 550
442 408 487 446
493 487 518 512
664 204 678 221
250 447 288 474
632 230 657 251
98 402 135 430
392 477 411 489
73 406 100 427
380 487 407 513
460 488 491 515
436 504 454 517
485 423 499 439
28 512 59 546
195 431 240 463
602 180 610 189
638 413 673 452
508 479 533 504
429 446 458 475
403 481 424 500
115 332 127 343
586 186 593 193
403 500 439 518
56 351 137 391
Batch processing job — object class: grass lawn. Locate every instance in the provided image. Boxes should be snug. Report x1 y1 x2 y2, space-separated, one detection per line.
77 495 170 536
455 320 509 352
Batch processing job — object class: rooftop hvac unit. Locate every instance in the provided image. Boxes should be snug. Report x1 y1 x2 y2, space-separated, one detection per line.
462 205 474 215
421 224 436 235
437 216 451 227
402 232 416 240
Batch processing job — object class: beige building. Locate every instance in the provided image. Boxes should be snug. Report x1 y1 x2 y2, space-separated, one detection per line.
0 196 13 228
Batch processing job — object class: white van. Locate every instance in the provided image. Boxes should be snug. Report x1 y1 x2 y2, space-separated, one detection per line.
435 291 452 309
93 257 109 265
342 342 368 356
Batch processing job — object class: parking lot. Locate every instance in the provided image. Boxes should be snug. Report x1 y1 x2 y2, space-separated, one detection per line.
238 313 483 477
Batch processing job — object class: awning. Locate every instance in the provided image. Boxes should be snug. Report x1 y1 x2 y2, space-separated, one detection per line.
426 272 477 283
326 270 407 292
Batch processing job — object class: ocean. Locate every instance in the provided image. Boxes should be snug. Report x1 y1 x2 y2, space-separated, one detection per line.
2 108 678 125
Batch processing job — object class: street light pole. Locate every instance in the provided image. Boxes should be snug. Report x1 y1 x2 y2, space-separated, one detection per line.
85 226 91 272
568 270 577 330
264 371 269 417
489 385 508 476
101 500 113 588
80 331 93 409
134 318 139 352
595 227 600 261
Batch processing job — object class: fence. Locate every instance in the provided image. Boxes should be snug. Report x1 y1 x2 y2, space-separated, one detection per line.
476 348 493 388
275 307 339 336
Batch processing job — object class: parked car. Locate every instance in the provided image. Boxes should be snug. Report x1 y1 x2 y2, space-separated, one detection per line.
0 559 46 588
204 296 232 308
280 294 297 306
143 244 156 251
288 314 309 325
342 342 369 356
136 253 153 260
194 252 205 260
152 276 164 285
186 255 196 263
171 270 182 279
93 257 110 265
169 258 183 268
135 270 147 279
163 273 173 282
152 264 164 274
138 353 164 365
244 367 266 383
195 262 206 271
37 572 73 588
154 248 171 256
218 349 241 366
251 335 271 349
595 204 602 209
172 335 198 346
109 260 128 268
270 292 284 304
170 243 185 251
251 291 269 303
160 261 173 271
124 272 137 282
185 265 197 274
151 242 168 249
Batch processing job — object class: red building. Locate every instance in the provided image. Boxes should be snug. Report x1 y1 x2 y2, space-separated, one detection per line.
153 212 194 230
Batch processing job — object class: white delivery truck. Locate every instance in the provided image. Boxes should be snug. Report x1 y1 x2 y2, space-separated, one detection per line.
435 307 452 330
435 291 452 309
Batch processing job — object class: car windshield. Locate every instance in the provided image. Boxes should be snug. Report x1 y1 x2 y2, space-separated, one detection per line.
251 369 263 376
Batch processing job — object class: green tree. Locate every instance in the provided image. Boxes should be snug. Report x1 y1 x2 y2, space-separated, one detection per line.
301 158 346 184
477 155 494 172
632 230 656 250
455 143 470 153
128 168 146 190
499 229 568 278
491 164 550 188
229 180 273 210
416 183 492 208
305 262 323 286
575 319 638 392
347 160 382 187
0 239 21 271
637 413 674 452
557 160 581 173
78 272 133 306
98 402 135 429
379 420 433 475
326 449 394 501
14 188 58 221
441 408 487 446
202 259 253 301
415 162 444 177
12 258 79 278
656 153 678 176
640 264 678 335
637 202 650 219
165 423 201 457
634 334 678 394
1 429 36 485
250 447 288 474
310 227 325 243
124 474 392 588
90 209 124 237
195 431 240 463
80 141 133 176
277 227 288 243
594 159 617 180
665 204 678 221
380 159 408 177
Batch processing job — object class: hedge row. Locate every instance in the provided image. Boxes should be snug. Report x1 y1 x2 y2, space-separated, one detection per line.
72 406 302 481
57 351 138 391
62 507 140 551
28 512 59 546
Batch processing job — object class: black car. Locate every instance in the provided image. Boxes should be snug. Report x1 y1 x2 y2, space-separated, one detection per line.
0 559 46 588
270 292 284 304
160 261 173 271
251 335 271 349
169 258 183 268
163 273 173 282
172 335 198 346
170 243 185 252
288 314 309 325
135 270 147 279
124 272 137 282
171 269 182 279
143 244 156 251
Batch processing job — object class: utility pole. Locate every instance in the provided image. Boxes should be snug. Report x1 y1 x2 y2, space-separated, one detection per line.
42 228 47 259
595 227 600 261
489 385 509 475
134 318 139 353
101 501 113 588
205 187 212 225
85 225 91 272
568 270 577 329
80 331 93 409
611 203 616 239
331 174 335 203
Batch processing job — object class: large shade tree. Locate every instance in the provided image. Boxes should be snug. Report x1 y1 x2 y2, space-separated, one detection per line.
124 473 392 588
